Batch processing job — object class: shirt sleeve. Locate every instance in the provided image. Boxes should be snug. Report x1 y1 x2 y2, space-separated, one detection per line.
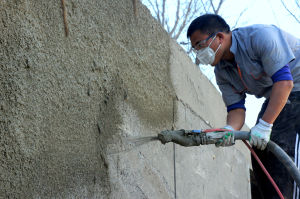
271 65 293 83
227 98 246 112
215 67 246 107
251 26 295 77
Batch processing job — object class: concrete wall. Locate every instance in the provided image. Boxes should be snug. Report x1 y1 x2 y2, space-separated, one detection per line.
0 0 250 198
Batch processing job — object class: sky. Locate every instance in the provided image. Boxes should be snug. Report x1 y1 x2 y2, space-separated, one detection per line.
142 0 300 127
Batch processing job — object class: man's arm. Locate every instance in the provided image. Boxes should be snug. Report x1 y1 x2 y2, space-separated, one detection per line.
261 80 293 124
249 80 293 150
226 108 245 130
226 81 293 131
226 80 293 131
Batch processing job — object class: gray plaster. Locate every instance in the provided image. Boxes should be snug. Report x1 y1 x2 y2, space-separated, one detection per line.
0 0 251 198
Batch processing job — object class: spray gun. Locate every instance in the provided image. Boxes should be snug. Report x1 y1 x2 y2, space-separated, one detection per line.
157 128 249 146
156 128 300 193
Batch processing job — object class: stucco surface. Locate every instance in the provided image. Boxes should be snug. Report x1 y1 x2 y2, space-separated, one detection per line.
0 0 250 198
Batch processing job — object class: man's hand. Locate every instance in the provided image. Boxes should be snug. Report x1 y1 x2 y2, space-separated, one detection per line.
250 118 273 150
215 125 235 147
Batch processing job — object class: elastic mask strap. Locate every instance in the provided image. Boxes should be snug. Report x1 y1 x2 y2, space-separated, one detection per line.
208 35 221 54
215 44 222 54
208 35 217 47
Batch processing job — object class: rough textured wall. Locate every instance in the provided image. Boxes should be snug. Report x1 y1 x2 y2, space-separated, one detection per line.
0 0 250 198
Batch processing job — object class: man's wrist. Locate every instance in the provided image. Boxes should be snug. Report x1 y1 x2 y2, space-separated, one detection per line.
223 125 235 131
261 116 274 125
258 118 273 128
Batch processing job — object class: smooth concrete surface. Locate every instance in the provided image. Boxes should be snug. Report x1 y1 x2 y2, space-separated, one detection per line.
170 41 251 199
0 0 250 198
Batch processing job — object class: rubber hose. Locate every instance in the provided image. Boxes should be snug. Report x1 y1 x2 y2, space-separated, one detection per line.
267 141 300 188
232 131 300 188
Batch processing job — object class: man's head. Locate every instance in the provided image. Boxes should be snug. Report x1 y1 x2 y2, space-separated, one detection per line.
187 14 233 66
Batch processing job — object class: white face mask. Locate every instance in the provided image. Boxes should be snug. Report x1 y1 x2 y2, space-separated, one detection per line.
195 35 221 65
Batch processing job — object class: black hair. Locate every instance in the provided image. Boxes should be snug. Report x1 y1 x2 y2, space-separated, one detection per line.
187 14 230 38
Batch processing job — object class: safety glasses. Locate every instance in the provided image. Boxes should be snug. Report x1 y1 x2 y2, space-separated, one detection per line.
192 33 216 51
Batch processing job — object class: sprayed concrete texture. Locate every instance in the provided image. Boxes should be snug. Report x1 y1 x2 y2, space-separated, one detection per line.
0 0 250 198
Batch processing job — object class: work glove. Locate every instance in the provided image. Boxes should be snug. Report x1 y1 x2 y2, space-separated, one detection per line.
215 125 235 147
250 118 273 150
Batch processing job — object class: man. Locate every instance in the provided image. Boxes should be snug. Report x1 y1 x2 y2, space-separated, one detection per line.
187 14 300 199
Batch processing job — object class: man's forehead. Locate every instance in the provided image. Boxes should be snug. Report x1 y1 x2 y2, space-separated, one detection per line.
191 30 209 40
190 30 210 46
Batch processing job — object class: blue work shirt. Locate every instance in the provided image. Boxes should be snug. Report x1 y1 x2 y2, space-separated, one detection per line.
215 24 300 106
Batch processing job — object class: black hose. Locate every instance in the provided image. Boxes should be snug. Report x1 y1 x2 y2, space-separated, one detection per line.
232 131 300 188
267 141 300 188
158 129 300 188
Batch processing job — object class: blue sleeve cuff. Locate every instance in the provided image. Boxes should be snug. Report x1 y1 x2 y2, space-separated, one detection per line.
271 65 293 83
227 98 246 112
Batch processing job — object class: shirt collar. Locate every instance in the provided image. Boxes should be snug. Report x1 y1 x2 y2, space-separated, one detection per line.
230 30 238 56
217 30 238 69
